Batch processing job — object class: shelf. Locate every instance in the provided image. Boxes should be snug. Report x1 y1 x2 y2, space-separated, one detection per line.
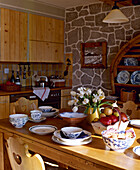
114 83 140 88
122 55 140 58
117 66 140 71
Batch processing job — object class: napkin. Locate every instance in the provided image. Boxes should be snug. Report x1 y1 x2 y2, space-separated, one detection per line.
33 87 50 101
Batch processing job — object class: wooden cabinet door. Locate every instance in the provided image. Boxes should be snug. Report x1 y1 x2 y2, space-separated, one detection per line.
1 8 27 62
0 96 9 119
61 89 71 109
51 43 64 63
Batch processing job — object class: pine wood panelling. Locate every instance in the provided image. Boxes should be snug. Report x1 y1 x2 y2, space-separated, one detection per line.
29 14 37 40
0 96 9 119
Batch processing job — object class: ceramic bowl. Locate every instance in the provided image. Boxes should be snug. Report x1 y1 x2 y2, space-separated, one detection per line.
61 127 83 139
59 112 87 125
9 114 28 128
101 129 136 152
38 106 53 112
30 110 42 120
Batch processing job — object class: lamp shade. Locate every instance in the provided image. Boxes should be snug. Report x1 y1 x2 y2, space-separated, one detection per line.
103 9 129 23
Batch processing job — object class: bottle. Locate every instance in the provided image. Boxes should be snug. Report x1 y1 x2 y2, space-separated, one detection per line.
10 70 15 83
15 71 21 85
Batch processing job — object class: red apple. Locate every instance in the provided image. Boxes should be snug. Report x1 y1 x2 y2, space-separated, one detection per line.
99 117 112 126
120 112 128 122
109 115 119 124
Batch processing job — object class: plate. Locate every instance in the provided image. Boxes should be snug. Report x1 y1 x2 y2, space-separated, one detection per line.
29 125 57 135
130 71 140 85
105 96 118 100
28 117 46 123
117 70 130 84
59 112 87 118
41 108 59 117
133 146 140 156
129 119 140 128
53 130 91 144
52 135 92 146
124 58 138 66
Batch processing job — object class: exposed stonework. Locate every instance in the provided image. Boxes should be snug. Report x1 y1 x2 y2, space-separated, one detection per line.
65 2 140 94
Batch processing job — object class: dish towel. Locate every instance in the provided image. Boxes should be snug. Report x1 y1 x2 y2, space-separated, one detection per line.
33 87 50 101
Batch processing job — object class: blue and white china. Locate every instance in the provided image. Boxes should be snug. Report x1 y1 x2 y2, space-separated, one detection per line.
60 112 87 118
9 114 28 128
133 146 140 156
61 127 83 139
41 108 59 117
129 119 140 128
117 70 130 84
38 106 53 112
28 116 46 123
124 58 138 66
29 125 57 135
30 110 42 120
130 71 140 85
101 130 136 152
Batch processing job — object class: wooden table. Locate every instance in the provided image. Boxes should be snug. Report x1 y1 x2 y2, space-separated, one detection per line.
0 117 140 170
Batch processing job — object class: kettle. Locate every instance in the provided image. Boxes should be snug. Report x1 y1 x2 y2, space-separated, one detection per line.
36 76 48 87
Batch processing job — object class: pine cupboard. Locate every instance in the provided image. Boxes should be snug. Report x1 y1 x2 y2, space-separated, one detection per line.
0 96 9 119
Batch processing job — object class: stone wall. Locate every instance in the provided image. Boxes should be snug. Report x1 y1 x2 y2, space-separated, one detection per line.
65 2 140 95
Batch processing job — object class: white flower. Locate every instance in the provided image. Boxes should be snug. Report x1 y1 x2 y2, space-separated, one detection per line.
97 89 104 95
86 88 92 95
112 101 118 108
68 100 74 106
70 91 76 96
93 94 98 103
73 98 79 105
98 94 105 101
72 106 78 112
82 98 89 105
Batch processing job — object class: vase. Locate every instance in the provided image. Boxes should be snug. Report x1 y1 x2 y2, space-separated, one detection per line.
86 107 99 124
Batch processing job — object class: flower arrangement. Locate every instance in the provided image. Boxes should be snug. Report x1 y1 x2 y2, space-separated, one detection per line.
68 87 112 115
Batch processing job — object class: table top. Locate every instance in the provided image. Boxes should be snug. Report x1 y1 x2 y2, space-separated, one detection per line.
0 116 140 170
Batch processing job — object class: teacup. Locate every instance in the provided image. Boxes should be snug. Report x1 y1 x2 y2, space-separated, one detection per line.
61 127 83 139
30 110 42 120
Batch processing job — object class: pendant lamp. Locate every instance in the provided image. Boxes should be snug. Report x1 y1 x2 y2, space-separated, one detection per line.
103 1 129 23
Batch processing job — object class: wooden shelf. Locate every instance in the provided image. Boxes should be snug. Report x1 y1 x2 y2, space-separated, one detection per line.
122 55 140 58
114 83 140 88
117 66 140 71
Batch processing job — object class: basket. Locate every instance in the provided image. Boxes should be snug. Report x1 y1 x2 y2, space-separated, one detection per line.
120 88 136 102
0 84 21 92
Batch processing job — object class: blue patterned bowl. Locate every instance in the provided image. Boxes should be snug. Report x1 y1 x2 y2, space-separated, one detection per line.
9 114 28 128
61 127 83 139
101 130 136 152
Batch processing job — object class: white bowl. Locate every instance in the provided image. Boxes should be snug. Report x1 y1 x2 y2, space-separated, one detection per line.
61 127 83 139
30 110 42 120
9 114 28 128
38 106 53 112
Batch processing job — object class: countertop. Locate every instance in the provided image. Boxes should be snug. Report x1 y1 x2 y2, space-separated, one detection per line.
0 86 72 96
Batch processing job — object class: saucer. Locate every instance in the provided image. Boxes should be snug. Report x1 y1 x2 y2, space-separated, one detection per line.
133 146 140 156
129 119 140 128
41 108 59 117
28 117 46 123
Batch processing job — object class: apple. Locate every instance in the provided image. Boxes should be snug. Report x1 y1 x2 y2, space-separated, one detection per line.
113 111 119 117
104 107 113 116
120 112 128 122
99 117 112 126
109 115 119 124
99 113 106 118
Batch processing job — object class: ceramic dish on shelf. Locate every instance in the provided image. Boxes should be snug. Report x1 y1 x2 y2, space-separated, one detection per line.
129 119 140 128
41 108 59 117
117 70 130 84
28 117 46 123
130 71 140 85
105 96 118 100
52 135 92 146
29 125 57 135
133 146 140 156
124 58 138 66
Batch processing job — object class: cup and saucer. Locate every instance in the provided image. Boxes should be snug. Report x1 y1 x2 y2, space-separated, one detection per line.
29 110 46 123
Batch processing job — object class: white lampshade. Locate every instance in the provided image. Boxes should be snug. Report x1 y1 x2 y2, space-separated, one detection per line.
103 9 129 23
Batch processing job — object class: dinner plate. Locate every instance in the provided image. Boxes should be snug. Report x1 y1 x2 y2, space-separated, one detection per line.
28 117 46 123
130 71 140 85
129 119 140 128
117 70 130 84
124 58 138 66
29 125 57 135
53 130 91 144
133 146 140 156
52 135 92 146
41 108 59 117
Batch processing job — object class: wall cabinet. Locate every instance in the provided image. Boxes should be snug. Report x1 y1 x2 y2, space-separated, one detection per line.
1 8 27 62
0 96 9 119
61 89 71 109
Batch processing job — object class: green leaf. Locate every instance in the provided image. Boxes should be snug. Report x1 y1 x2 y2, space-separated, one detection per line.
84 106 90 114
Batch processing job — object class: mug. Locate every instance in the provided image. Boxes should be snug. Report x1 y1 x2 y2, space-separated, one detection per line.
30 110 42 120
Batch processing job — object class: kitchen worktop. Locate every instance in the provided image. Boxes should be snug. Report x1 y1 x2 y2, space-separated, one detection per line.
0 86 72 96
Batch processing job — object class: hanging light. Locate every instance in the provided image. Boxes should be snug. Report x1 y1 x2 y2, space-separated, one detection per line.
103 1 129 23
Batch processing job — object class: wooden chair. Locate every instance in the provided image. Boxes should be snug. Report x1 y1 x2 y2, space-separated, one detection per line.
10 97 38 115
5 137 45 170
119 101 140 119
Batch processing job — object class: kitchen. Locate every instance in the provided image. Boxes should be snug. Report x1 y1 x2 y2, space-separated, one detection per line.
0 0 139 169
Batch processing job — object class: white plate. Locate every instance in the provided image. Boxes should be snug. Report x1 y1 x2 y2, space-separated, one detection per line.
124 58 138 66
52 135 92 146
130 71 140 85
28 117 46 123
130 119 140 128
117 70 130 84
41 108 59 117
59 112 87 118
133 146 140 156
53 130 91 144
105 96 118 100
29 125 57 135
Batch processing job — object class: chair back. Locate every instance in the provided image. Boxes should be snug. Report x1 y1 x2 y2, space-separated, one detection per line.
6 137 45 170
